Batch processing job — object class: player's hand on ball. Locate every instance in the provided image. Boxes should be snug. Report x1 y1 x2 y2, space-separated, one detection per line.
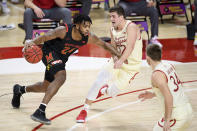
24 40 36 51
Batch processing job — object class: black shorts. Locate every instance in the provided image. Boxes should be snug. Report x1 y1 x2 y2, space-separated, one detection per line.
42 50 66 82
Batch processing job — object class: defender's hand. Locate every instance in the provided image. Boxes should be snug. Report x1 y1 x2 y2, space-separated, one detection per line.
138 91 155 101
114 59 124 69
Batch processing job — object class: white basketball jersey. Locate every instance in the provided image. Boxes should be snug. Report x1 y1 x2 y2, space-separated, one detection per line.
152 62 189 110
111 20 142 73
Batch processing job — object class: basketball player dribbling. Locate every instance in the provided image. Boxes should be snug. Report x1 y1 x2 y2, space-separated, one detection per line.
138 44 193 131
76 6 143 123
11 14 121 125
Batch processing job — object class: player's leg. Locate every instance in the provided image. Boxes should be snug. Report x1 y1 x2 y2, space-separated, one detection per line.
31 69 66 125
76 67 135 123
30 50 66 125
11 80 50 109
76 68 112 123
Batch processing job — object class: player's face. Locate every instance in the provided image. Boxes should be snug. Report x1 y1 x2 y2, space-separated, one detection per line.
109 12 122 28
79 21 91 36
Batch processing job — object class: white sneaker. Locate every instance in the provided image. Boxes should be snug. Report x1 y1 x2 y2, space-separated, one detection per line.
1 2 10 14
194 36 197 46
150 36 163 48
0 24 15 31
11 0 19 4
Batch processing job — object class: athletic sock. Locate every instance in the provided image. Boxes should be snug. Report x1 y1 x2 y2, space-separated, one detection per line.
83 104 90 112
39 103 47 112
20 86 26 94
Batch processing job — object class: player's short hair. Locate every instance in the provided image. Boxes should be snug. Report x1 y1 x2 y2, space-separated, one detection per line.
146 44 162 61
73 14 92 25
109 6 126 18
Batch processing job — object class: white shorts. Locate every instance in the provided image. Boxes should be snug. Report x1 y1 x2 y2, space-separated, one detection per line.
153 103 193 131
86 59 139 100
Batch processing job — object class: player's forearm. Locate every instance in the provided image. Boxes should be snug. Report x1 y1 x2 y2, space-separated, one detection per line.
32 31 56 45
164 94 173 121
104 42 121 57
119 46 134 62
32 35 48 45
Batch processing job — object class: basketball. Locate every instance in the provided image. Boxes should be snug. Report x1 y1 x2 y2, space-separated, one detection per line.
23 45 43 64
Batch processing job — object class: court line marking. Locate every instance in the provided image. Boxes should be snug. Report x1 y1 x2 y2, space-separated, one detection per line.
67 100 141 131
32 80 197 131
67 87 197 131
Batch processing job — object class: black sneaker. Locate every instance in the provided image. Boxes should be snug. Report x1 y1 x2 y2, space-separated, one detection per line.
31 109 51 125
11 84 22 108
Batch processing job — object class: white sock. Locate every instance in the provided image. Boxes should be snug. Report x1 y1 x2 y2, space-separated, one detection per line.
83 104 90 112
101 87 108 94
41 103 47 106
24 86 27 93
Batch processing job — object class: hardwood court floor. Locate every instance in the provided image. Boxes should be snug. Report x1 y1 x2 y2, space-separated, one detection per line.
0 63 197 131
0 1 197 131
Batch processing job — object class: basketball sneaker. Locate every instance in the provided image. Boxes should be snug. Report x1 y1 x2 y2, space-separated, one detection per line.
96 85 108 99
11 84 22 108
149 36 163 48
31 109 51 125
76 110 87 123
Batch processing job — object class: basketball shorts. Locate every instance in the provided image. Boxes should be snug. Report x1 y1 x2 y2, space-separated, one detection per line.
42 50 66 82
153 103 193 131
104 59 139 90
86 59 139 100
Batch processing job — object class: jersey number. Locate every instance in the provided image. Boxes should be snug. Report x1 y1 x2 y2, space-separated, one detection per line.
170 72 181 92
116 45 126 55
61 46 77 55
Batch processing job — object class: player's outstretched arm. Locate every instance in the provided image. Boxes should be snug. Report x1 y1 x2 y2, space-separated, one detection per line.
24 26 67 50
88 32 121 57
33 26 67 44
152 71 173 130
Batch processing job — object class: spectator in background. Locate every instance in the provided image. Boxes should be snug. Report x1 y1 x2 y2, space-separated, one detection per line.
194 0 197 45
23 0 72 43
118 0 162 47
0 0 10 14
78 0 92 16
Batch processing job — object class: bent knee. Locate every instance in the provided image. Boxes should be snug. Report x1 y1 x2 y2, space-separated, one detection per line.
55 70 66 84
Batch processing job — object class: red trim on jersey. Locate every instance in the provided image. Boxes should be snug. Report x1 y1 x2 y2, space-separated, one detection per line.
170 64 175 70
153 70 168 83
158 118 176 128
64 23 68 32
129 72 139 84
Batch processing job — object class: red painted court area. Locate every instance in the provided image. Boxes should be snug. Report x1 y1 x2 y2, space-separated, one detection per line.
0 38 197 62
